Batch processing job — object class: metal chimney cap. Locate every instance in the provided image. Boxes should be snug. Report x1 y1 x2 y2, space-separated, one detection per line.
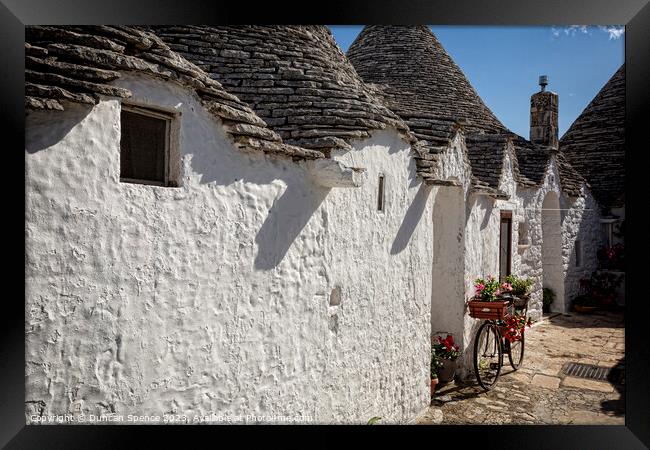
539 75 549 91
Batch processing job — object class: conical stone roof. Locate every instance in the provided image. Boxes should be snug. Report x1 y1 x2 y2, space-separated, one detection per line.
149 26 423 158
347 26 507 144
348 25 587 197
560 64 625 209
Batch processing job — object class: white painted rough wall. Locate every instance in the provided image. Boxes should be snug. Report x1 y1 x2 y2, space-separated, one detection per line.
429 136 472 374
517 161 562 317
560 187 602 307
25 74 434 424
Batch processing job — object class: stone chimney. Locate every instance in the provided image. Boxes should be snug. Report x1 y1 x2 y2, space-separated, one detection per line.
530 75 558 149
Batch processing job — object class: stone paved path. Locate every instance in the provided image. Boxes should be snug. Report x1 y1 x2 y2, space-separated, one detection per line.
417 310 625 425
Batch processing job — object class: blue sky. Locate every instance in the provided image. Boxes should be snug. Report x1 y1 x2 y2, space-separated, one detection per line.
329 26 624 139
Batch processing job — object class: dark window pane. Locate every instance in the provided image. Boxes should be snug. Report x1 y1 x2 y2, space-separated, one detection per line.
120 109 167 183
378 175 384 211
499 218 512 280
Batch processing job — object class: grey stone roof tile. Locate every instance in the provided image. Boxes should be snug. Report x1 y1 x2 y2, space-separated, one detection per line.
559 65 625 208
148 25 426 162
25 25 321 160
347 26 507 143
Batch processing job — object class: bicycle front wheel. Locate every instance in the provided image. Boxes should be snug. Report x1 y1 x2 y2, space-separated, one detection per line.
473 321 503 391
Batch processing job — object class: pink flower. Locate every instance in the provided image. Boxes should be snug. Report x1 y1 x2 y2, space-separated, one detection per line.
495 289 501 296
501 282 513 291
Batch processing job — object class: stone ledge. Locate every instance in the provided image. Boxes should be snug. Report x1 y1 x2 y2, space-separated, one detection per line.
307 158 366 188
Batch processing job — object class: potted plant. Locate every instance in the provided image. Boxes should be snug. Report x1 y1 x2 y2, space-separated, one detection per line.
433 334 461 384
573 271 624 312
542 287 555 313
467 275 513 320
430 350 441 395
597 243 625 271
505 275 533 309
572 293 599 313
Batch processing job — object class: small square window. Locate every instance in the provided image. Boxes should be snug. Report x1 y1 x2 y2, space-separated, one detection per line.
120 105 178 186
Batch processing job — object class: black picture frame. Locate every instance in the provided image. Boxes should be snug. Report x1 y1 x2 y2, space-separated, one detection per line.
4 0 648 447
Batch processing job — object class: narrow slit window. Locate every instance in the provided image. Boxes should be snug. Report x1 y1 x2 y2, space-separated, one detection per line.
575 240 582 267
602 222 614 248
377 175 385 211
499 211 512 280
120 105 173 186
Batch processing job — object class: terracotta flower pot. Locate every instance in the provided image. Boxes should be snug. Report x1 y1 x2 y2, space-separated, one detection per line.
574 305 598 314
430 378 439 395
438 359 457 384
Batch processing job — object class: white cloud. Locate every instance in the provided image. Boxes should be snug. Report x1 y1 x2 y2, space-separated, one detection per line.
599 26 625 40
550 25 624 40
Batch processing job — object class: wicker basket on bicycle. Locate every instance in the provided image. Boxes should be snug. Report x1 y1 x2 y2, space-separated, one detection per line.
511 294 530 310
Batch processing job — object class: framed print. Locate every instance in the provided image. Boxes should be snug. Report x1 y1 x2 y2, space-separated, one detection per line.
3 0 649 447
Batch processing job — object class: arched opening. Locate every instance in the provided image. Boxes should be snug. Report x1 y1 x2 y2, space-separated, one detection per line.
541 192 565 312
431 184 465 368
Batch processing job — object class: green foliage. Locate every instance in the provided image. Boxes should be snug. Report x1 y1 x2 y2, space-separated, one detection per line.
472 275 503 302
505 275 534 297
543 287 555 307
431 350 442 378
433 334 461 361
367 416 382 425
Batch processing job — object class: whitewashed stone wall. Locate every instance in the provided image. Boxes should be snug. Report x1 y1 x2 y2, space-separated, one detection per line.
560 186 602 307
517 160 562 317
517 157 601 315
459 147 520 375
430 134 471 371
25 74 434 424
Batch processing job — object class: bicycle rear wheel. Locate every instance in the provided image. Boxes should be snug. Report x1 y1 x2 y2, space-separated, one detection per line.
507 331 525 370
473 321 503 391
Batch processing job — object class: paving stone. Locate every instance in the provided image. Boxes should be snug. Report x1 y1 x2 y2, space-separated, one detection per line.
577 358 599 365
567 410 616 425
531 374 561 390
486 405 506 411
561 377 615 393
539 364 563 376
422 408 443 424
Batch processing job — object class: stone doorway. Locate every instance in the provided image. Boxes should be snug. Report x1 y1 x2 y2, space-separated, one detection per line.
541 191 565 312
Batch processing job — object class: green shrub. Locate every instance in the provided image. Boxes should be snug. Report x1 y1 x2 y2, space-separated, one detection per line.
543 288 555 308
431 350 442 379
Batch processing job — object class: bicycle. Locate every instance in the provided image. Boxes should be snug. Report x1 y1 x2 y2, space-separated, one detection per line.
472 295 529 391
